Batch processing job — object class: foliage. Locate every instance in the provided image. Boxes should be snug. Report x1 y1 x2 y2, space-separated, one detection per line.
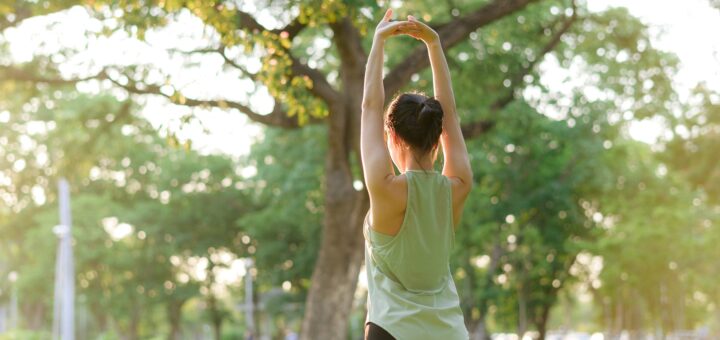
1 0 719 338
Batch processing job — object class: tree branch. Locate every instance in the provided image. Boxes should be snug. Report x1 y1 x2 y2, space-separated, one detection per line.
273 16 306 39
461 120 496 139
217 47 258 81
490 2 577 112
289 55 340 104
0 5 32 31
237 10 306 39
169 44 338 117
384 0 541 98
168 47 259 81
460 1 578 140
329 18 367 156
330 18 367 79
236 10 266 33
0 65 101 85
0 65 317 128
104 74 309 128
235 10 339 105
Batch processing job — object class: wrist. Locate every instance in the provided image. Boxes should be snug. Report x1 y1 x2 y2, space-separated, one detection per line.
373 34 387 45
425 35 440 47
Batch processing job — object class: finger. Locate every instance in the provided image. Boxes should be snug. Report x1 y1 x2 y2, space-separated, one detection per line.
386 21 412 30
383 9 393 22
395 21 415 27
394 30 419 36
408 15 430 28
402 31 422 38
392 25 415 34
395 25 420 32
394 28 421 36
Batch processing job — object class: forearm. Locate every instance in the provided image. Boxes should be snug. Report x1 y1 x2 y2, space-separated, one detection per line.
362 37 385 112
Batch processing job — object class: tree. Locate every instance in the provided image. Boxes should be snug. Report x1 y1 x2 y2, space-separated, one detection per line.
0 85 257 338
588 138 720 336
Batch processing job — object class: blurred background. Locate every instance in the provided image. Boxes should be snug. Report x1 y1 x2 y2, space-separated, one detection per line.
0 0 718 339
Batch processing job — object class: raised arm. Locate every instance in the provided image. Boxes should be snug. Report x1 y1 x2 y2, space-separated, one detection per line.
404 16 472 226
407 16 473 189
361 10 414 192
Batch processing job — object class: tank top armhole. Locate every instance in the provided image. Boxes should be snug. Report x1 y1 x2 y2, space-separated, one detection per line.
443 174 457 242
368 172 413 249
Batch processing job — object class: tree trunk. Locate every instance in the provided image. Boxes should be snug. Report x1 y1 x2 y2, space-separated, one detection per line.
125 305 140 340
91 303 109 333
471 231 504 340
535 304 551 340
472 314 490 340
715 307 720 339
613 290 623 337
299 17 370 340
20 302 45 330
299 146 369 339
167 298 185 340
517 281 528 339
208 293 223 340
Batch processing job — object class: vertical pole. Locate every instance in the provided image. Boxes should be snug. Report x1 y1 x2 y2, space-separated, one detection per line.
9 272 18 330
52 235 63 339
53 178 74 340
60 178 74 340
245 259 254 338
0 304 6 333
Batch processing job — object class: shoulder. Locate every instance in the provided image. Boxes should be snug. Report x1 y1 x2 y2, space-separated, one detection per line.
367 173 408 234
368 173 407 202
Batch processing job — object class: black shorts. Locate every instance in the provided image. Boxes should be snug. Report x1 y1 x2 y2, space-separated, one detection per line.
365 322 396 340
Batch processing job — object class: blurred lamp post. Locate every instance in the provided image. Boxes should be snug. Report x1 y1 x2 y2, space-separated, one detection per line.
52 178 74 340
245 258 255 338
8 272 17 330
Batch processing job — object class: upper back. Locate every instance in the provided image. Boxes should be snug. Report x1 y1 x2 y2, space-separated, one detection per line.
366 170 455 293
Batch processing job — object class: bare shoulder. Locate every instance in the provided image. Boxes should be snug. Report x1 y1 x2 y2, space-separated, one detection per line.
368 173 408 236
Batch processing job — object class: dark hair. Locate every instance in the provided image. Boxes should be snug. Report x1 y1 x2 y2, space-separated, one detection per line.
386 93 443 154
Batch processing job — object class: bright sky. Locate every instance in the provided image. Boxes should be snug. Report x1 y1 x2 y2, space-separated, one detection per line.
2 0 719 154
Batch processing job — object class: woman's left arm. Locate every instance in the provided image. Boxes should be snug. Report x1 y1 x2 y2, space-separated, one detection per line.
361 10 413 193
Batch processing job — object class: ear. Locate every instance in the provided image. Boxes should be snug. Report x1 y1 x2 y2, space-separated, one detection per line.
386 130 395 144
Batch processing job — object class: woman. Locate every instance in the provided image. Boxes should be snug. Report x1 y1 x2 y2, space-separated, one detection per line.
361 9 473 340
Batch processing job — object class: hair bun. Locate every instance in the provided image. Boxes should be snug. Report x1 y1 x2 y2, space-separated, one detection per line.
386 92 444 154
417 97 443 128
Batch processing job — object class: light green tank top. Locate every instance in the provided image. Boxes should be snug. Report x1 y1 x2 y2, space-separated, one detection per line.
364 170 469 339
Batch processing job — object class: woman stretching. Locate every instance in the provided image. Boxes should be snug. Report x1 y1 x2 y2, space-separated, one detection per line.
361 9 473 340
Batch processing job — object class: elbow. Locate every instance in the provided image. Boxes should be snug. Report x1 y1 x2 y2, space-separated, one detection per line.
465 172 474 191
361 98 382 114
463 166 474 190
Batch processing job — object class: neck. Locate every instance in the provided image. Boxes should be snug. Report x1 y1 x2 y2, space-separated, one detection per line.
403 152 435 172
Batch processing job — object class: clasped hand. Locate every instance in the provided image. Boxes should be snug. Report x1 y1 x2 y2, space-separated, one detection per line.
374 9 439 44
